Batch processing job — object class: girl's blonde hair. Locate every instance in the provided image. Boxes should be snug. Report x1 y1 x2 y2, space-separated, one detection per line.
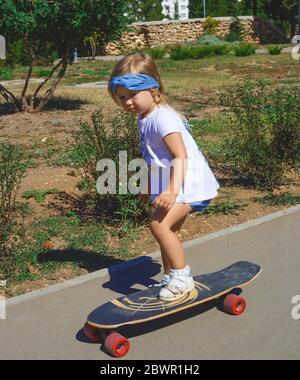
108 53 168 107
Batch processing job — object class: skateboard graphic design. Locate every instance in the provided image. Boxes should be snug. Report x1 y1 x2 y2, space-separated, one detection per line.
83 261 262 357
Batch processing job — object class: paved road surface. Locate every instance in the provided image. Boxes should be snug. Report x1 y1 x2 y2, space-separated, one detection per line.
0 208 300 359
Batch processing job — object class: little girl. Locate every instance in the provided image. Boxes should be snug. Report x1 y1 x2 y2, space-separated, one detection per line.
108 53 219 301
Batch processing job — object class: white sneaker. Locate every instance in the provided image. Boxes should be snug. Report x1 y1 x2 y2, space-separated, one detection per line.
149 274 170 288
159 265 194 301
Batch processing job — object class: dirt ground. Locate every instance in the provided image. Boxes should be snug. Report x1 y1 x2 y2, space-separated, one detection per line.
1 55 300 296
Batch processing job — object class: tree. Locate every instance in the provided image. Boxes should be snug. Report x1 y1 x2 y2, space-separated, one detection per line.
0 0 129 113
189 0 247 18
127 0 163 22
262 0 298 36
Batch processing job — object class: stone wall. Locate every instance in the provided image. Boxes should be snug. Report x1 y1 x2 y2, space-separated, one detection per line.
105 16 288 55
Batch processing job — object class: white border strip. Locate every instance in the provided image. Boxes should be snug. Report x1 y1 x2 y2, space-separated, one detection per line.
6 204 300 306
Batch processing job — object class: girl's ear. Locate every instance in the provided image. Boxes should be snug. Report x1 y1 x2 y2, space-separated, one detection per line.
150 89 161 104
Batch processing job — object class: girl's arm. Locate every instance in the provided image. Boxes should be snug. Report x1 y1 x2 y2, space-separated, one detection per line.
152 132 188 210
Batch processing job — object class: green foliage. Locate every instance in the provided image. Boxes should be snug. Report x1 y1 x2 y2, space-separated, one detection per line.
203 16 220 35
69 110 151 228
169 44 228 60
0 142 29 234
0 141 30 278
144 47 167 59
70 110 140 175
262 0 298 36
0 67 12 80
196 34 226 46
189 0 246 18
224 17 243 42
224 31 242 43
5 39 59 67
22 188 63 204
253 192 300 206
266 86 300 162
129 47 167 59
221 81 300 190
0 0 130 111
0 1 130 54
234 44 256 57
267 45 283 55
32 67 52 78
203 201 247 215
127 0 163 22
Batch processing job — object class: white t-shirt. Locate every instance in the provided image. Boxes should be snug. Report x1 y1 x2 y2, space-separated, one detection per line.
138 105 220 203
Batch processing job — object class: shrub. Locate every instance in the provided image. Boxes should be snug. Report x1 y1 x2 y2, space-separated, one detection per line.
69 110 151 226
267 45 283 55
224 31 242 43
33 67 52 78
144 47 167 59
266 86 300 162
221 81 300 189
169 44 228 60
221 81 283 189
224 17 243 43
169 45 190 60
196 34 225 46
0 67 12 81
0 141 30 278
234 44 256 57
203 16 219 35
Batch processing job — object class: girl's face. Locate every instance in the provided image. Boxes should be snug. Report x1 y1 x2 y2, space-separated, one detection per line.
116 86 157 118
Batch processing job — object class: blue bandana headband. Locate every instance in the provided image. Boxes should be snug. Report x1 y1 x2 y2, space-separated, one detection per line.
109 74 160 93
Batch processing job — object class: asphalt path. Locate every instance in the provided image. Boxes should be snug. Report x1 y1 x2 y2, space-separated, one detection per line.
0 207 300 360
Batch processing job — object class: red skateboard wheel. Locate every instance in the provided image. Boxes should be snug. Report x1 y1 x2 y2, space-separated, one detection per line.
223 294 246 315
83 322 102 343
104 332 130 358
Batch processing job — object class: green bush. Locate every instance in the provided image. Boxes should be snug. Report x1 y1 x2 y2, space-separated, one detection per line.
266 86 300 162
22 188 63 204
69 110 151 226
196 34 225 46
0 141 30 278
203 16 219 35
267 45 283 55
6 39 59 66
144 47 167 59
0 67 12 80
234 44 256 57
254 192 300 206
33 67 52 78
224 31 242 43
214 45 229 56
169 46 190 60
221 81 300 190
169 44 228 60
221 81 281 189
224 17 243 43
6 40 29 66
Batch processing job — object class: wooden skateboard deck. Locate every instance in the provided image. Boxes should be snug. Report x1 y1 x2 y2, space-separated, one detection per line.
86 261 261 330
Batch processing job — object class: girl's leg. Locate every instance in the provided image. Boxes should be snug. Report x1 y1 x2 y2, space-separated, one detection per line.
149 203 192 271
160 213 189 274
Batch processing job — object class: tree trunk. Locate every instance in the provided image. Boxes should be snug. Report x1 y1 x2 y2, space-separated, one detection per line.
31 55 69 113
30 58 64 112
290 20 297 38
20 60 34 112
0 84 21 111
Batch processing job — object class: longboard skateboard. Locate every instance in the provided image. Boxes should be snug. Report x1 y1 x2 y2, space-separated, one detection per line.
83 261 261 357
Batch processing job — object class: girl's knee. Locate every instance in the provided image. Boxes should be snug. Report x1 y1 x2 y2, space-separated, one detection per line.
149 219 169 238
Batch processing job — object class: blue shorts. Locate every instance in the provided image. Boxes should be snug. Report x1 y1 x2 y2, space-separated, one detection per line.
188 199 211 213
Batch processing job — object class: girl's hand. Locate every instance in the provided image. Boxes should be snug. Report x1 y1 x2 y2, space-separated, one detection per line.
152 192 177 211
